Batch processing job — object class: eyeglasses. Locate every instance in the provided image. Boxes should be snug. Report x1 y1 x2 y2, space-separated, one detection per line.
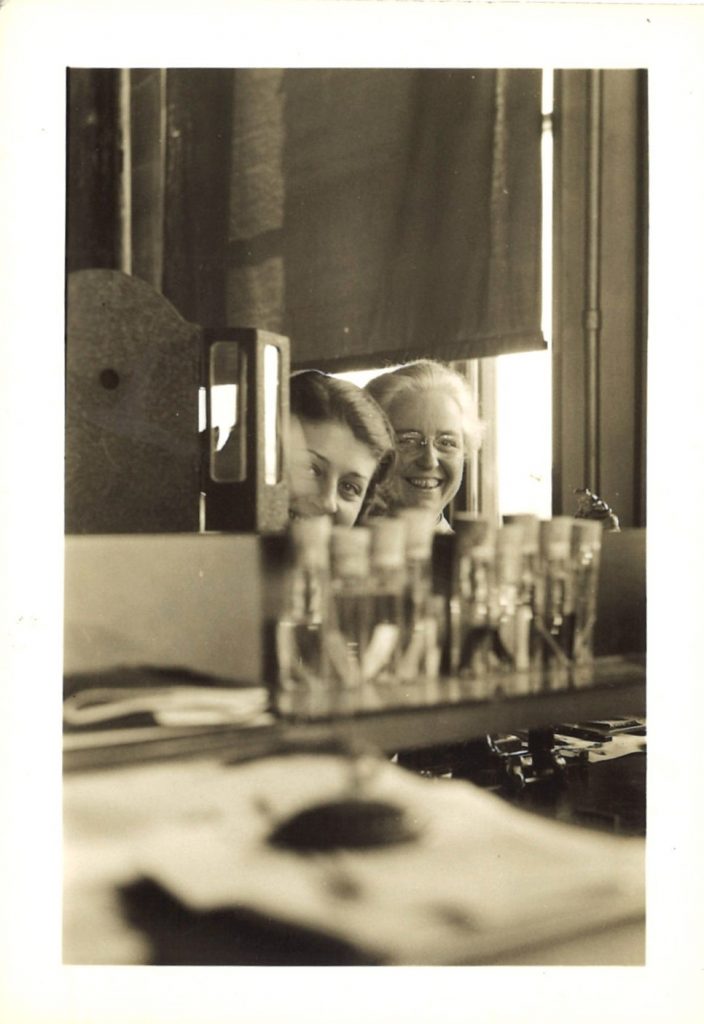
395 431 464 457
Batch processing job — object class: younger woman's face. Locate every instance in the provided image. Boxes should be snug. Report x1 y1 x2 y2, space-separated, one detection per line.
288 415 379 527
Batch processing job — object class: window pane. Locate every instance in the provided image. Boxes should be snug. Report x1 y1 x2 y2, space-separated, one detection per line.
496 69 553 519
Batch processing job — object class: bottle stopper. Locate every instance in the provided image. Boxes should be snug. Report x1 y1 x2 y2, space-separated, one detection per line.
331 526 371 577
370 518 406 569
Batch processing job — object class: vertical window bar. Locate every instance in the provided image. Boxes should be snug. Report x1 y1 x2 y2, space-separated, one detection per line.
584 69 603 494
118 69 132 275
156 67 168 293
541 68 554 347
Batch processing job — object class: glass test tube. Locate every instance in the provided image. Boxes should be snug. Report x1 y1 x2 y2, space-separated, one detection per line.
328 526 372 715
275 516 332 719
452 514 498 698
571 519 603 681
503 514 544 692
494 524 527 685
398 509 442 705
365 518 407 709
538 516 577 688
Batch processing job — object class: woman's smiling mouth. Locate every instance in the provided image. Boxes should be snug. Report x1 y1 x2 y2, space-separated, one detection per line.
405 477 442 490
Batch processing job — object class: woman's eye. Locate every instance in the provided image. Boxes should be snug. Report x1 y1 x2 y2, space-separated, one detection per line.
437 435 460 452
397 433 422 451
292 457 321 479
339 480 363 500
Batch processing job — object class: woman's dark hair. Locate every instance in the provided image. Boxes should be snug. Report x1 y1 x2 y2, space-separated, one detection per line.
289 370 396 513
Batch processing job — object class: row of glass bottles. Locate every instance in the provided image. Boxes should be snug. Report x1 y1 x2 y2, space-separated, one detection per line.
273 512 604 720
274 510 442 719
442 513 604 698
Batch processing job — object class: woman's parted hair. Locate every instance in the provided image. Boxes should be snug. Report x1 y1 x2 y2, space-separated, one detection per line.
364 359 485 455
289 369 397 498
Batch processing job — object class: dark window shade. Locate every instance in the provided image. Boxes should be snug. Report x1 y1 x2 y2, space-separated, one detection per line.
225 69 545 371
162 70 233 326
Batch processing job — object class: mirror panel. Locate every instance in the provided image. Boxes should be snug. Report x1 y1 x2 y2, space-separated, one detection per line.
209 341 247 483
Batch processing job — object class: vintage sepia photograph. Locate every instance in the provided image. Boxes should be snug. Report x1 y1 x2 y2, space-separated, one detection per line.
2 2 704 1022
63 62 648 963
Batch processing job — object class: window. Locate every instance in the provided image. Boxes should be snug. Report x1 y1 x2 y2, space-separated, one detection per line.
494 69 554 519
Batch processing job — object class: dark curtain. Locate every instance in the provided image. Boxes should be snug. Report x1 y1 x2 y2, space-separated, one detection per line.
226 69 545 370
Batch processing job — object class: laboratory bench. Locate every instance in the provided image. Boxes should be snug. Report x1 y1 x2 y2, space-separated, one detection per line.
62 527 646 965
63 655 646 966
63 655 644 773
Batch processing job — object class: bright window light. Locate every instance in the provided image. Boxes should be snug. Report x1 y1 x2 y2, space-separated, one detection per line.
495 68 553 520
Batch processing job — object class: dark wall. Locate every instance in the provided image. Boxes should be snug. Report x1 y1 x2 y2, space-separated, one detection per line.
66 68 232 327
66 69 122 273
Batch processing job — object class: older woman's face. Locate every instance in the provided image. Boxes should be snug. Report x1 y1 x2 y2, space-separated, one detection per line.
385 388 465 519
288 415 379 527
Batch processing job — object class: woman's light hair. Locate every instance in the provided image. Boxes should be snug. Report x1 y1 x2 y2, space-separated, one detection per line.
364 359 485 455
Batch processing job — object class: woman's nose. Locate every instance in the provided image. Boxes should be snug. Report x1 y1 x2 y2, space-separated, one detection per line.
315 479 338 516
415 442 439 468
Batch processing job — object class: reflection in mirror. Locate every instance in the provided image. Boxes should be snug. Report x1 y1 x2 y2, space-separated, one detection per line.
264 343 281 485
209 341 247 482
210 385 239 454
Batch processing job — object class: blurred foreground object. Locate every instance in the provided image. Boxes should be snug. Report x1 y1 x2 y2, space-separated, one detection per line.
64 752 644 965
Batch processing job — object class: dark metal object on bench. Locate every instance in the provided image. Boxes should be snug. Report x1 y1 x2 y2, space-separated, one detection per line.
66 269 201 533
66 269 290 535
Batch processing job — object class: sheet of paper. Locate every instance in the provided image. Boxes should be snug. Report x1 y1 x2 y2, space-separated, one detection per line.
64 753 644 964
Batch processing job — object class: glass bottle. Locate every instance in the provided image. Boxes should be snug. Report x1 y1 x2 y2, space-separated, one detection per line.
571 519 603 681
493 524 525 687
397 508 442 704
364 518 407 709
451 514 498 698
328 526 372 715
503 513 544 691
274 516 332 719
538 516 577 688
